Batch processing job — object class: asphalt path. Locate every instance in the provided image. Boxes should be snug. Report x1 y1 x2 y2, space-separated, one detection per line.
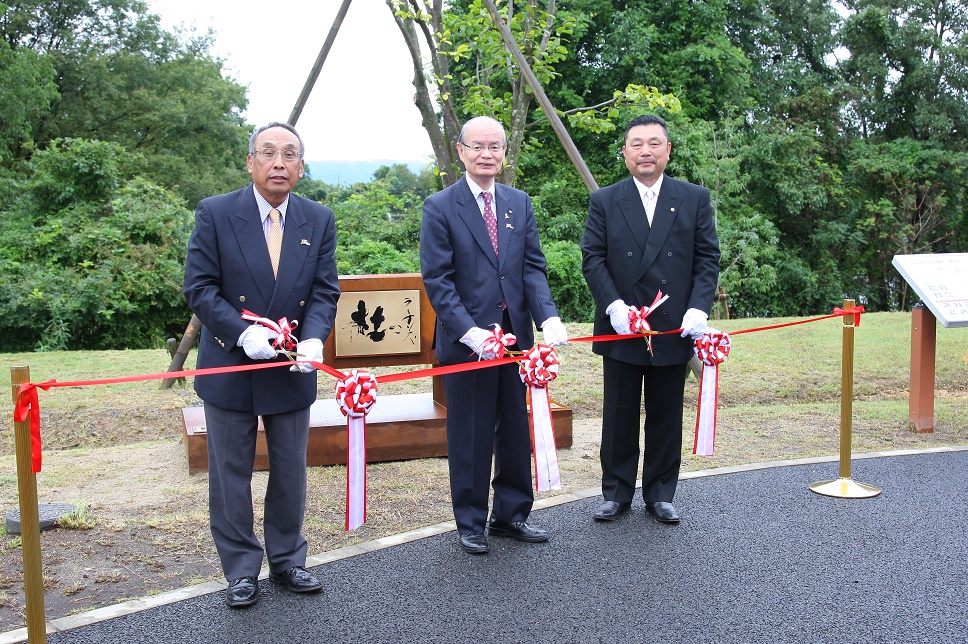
25 449 968 643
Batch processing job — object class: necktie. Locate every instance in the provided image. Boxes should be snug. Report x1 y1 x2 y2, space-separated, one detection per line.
481 191 499 256
643 189 656 226
267 209 283 278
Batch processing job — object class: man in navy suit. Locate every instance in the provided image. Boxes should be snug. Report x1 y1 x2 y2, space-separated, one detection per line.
581 114 720 524
421 116 568 554
183 122 340 606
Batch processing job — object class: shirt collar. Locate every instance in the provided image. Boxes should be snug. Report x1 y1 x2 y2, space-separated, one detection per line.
632 173 664 199
465 175 495 202
252 184 289 223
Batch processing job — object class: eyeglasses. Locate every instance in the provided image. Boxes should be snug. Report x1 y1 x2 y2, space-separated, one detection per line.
626 140 667 152
253 148 302 162
460 142 506 153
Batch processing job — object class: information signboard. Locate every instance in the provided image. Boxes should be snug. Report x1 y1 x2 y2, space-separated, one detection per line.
892 253 968 328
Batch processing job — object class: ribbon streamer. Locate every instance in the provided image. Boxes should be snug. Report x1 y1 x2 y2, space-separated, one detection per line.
692 330 731 456
519 344 561 491
240 309 299 352
335 369 377 530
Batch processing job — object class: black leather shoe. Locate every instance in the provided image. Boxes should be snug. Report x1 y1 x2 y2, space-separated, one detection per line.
487 518 549 543
459 533 489 554
269 566 323 593
593 500 631 521
646 501 681 524
225 576 259 608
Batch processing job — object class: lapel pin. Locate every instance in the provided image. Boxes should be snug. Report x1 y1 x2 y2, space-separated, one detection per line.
505 213 510 219
506 223 514 229
300 239 311 246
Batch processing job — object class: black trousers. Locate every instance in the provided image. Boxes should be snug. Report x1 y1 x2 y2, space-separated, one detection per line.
600 357 688 504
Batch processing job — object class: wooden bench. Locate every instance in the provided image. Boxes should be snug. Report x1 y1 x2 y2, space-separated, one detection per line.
181 273 573 474
181 394 572 474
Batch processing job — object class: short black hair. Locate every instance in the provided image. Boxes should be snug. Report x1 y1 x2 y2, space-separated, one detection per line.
624 114 669 142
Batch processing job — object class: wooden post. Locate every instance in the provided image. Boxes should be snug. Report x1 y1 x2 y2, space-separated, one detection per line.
480 0 599 194
10 366 47 643
288 0 354 126
162 314 201 389
908 302 936 433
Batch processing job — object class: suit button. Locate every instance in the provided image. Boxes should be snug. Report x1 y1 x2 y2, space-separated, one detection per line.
500 274 505 279
299 301 306 306
667 252 673 257
634 281 640 286
239 296 246 302
661 279 667 285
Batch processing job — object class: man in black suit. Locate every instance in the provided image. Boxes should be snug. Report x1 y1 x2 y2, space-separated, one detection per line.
581 114 720 524
420 116 568 554
183 122 340 607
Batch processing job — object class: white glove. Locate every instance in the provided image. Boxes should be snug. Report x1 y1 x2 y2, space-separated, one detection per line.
680 308 709 339
606 299 633 336
237 324 278 360
290 338 323 373
541 317 568 347
461 327 499 360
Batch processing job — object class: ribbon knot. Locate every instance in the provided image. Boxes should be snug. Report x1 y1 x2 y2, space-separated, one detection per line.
832 305 865 327
240 309 299 351
482 324 517 358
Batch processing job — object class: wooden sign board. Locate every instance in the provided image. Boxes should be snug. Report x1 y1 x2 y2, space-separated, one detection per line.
893 253 968 328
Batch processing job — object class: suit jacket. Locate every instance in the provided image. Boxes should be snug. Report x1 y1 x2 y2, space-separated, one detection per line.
581 175 720 366
183 185 340 415
421 177 558 364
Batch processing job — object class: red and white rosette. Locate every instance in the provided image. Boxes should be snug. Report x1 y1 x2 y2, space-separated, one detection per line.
335 369 378 530
519 344 562 491
692 330 731 456
629 290 670 351
481 324 517 359
240 309 299 352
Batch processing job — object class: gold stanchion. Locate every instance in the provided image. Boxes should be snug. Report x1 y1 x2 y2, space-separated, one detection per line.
809 300 881 498
10 366 48 642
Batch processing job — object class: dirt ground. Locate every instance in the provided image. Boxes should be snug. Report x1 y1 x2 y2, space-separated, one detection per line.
0 413 606 632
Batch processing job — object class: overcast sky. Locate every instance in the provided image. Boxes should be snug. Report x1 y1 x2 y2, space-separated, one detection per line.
148 0 435 163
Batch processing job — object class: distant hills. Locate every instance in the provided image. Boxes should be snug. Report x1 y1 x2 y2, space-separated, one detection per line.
305 159 430 186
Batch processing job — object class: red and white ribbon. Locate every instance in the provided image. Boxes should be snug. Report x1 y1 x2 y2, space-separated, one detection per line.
519 344 561 491
240 309 299 352
629 290 669 351
335 369 378 530
481 324 517 359
692 330 731 456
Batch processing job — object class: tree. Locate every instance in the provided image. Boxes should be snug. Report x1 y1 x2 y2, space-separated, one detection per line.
0 138 193 350
1 0 250 207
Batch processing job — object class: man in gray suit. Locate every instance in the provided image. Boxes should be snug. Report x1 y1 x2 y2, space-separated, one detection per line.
581 114 720 525
184 122 340 607
420 116 568 554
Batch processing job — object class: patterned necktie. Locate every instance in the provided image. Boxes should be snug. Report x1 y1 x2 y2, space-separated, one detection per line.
267 209 283 278
481 191 499 256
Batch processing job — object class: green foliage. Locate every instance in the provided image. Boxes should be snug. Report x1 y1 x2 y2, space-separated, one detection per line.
1 0 250 207
542 240 594 322
0 139 192 351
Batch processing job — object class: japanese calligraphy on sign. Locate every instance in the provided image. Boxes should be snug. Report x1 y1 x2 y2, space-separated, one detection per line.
893 253 968 328
335 289 422 357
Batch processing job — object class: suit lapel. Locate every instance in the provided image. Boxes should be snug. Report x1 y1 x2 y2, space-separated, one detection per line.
639 175 679 277
619 178 650 252
230 188 276 304
494 185 513 271
455 178 499 269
